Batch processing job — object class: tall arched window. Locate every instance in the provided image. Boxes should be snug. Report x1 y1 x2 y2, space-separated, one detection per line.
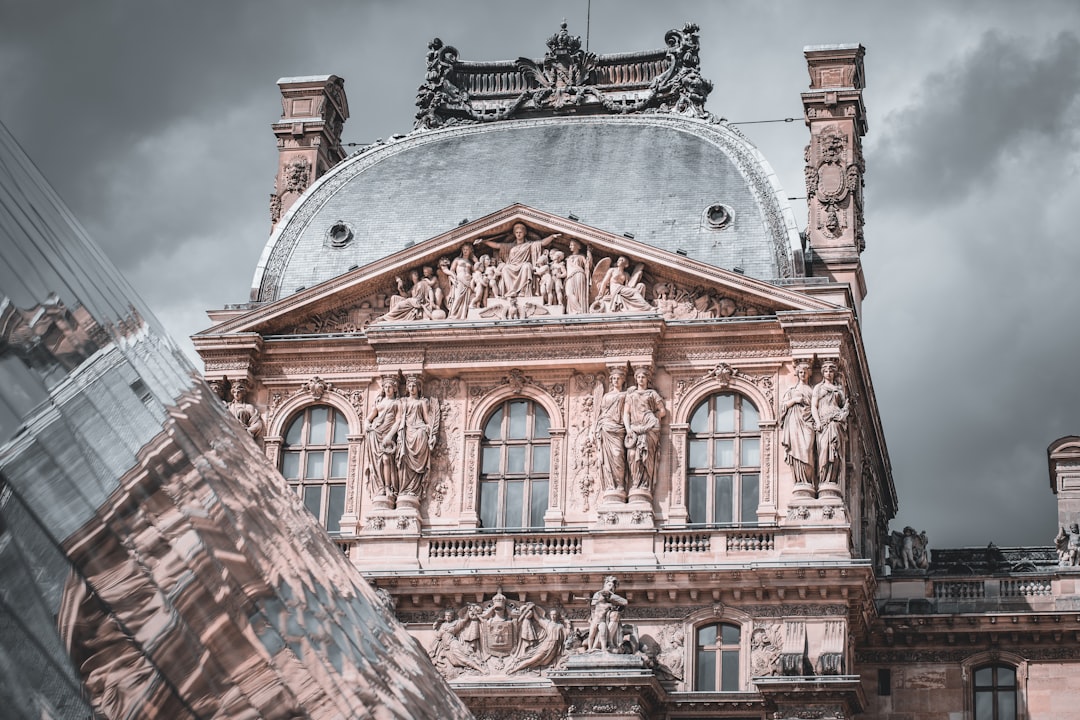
478 399 550 529
280 405 349 534
695 622 742 691
686 392 760 525
973 664 1017 720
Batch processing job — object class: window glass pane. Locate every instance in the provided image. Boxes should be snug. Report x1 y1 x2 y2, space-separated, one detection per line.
330 450 348 478
696 649 716 691
714 394 735 432
721 624 741 644
714 439 734 467
997 666 1016 687
285 414 304 445
308 406 328 445
507 401 527 439
326 485 346 533
482 446 502 474
714 475 733 524
281 451 300 479
305 452 325 479
688 475 708 523
479 482 499 529
998 691 1016 720
720 649 740 691
740 399 759 431
974 690 993 720
975 667 993 686
690 402 709 434
689 439 708 469
529 480 548 528
533 406 550 438
505 480 524 527
740 437 760 467
697 624 717 646
484 407 503 440
531 445 550 473
332 409 349 444
741 474 759 523
507 446 526 474
303 486 322 519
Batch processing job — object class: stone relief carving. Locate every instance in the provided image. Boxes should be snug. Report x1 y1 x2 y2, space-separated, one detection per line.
1055 522 1080 567
424 378 461 518
750 622 783 677
655 624 686 681
364 373 404 505
780 620 813 676
886 526 930 571
815 620 845 675
227 380 263 438
469 369 565 410
342 225 778 328
415 38 471 131
429 593 573 678
281 156 311 193
805 124 865 248
569 376 599 511
623 366 667 502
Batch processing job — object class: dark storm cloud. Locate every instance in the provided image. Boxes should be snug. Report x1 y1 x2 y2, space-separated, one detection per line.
872 30 1080 209
3 0 1078 550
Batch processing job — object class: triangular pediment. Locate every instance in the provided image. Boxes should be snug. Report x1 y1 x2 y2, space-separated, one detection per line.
200 205 839 338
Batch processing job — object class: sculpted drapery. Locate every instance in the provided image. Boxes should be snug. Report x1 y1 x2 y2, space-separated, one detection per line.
623 366 666 494
475 222 562 297
398 375 440 497
812 361 848 492
595 366 628 499
781 361 816 491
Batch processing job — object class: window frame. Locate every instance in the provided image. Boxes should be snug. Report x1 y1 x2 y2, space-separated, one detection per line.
685 392 761 526
962 652 1027 720
691 620 745 693
279 404 350 534
477 398 551 530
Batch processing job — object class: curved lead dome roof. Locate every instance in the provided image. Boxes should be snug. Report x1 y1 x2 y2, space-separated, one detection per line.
252 114 802 303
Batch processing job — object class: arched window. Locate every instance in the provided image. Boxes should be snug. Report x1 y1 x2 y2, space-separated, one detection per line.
280 405 349 534
973 664 1017 720
686 393 760 525
695 622 742 691
478 399 550 529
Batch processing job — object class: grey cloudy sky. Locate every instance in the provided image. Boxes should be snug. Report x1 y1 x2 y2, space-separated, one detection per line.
3 0 1078 548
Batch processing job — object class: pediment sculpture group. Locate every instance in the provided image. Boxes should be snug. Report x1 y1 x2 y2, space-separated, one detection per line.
364 373 440 510
430 576 659 679
780 360 849 499
375 222 758 324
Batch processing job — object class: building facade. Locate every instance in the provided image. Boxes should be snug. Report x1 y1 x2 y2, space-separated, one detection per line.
195 24 1079 720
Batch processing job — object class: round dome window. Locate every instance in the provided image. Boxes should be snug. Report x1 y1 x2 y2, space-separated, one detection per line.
326 221 354 248
704 203 733 231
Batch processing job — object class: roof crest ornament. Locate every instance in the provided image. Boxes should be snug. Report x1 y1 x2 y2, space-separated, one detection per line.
413 22 719 130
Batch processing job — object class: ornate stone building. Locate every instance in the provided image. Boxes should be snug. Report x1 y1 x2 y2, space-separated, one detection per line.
195 24 1078 720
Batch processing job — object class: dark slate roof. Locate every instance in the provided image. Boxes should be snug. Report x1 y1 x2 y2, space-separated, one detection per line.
251 114 802 302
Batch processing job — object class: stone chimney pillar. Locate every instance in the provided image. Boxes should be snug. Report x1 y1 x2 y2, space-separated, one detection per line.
270 75 349 229
801 45 867 314
1049 437 1080 533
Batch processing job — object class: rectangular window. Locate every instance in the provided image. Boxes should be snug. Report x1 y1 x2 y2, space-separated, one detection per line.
741 474 759 523
714 475 733 524
330 450 348 478
688 475 708 523
326 485 346 533
504 480 524 527
529 480 548 528
877 668 891 696
303 486 322 519
479 482 499 529
696 649 716 691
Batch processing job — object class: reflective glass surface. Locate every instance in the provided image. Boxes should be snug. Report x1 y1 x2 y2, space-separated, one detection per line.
0 121 472 719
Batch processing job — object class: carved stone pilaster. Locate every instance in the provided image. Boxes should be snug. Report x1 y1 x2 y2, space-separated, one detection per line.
801 44 867 312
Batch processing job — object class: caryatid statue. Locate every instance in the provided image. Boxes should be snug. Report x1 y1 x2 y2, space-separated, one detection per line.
595 365 628 502
811 360 848 497
397 374 440 501
364 374 404 505
623 366 666 500
781 360 816 497
227 380 263 438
